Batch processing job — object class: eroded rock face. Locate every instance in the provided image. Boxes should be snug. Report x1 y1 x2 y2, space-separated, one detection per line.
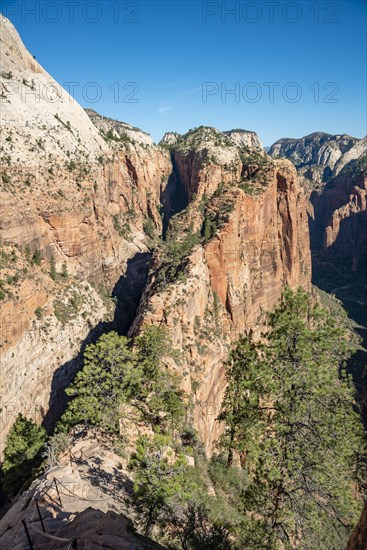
169 126 265 203
269 132 363 186
205 162 310 326
130 144 311 453
0 276 108 450
269 130 367 273
160 127 263 151
333 137 367 176
224 129 263 149
0 15 311 461
160 131 181 146
85 108 154 147
0 15 170 454
310 156 367 269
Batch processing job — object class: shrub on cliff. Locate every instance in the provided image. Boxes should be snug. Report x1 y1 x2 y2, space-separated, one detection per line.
153 232 201 290
202 217 217 243
143 218 156 240
129 435 244 548
1 414 46 497
129 434 193 535
135 326 185 429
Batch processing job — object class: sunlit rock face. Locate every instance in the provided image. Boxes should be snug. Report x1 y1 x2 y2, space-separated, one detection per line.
269 132 364 186
0 15 311 459
131 129 311 454
0 14 171 454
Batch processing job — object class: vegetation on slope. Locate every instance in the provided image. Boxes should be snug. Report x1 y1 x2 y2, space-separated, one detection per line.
219 287 365 548
58 326 185 434
1 288 365 549
0 415 46 500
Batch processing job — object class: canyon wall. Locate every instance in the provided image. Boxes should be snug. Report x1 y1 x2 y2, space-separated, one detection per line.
131 132 311 453
270 131 367 275
269 132 361 186
311 156 367 270
0 15 170 454
0 16 311 458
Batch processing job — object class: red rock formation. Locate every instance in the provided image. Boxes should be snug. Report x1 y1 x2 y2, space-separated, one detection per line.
131 152 311 453
311 157 367 269
206 162 310 332
0 146 171 456
0 15 170 454
0 16 311 460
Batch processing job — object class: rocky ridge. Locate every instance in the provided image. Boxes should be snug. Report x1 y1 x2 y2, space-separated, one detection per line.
0 15 311 457
0 14 171 454
223 128 263 149
130 132 311 452
269 131 364 186
0 429 164 549
85 108 154 147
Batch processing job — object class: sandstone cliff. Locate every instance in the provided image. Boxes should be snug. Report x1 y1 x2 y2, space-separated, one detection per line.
130 129 311 453
0 15 170 454
269 132 364 186
269 130 367 272
1 15 311 461
311 155 367 269
223 129 263 149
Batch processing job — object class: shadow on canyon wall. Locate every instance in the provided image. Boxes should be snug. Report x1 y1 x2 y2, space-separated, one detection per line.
0 251 153 511
310 211 367 424
160 153 188 237
42 251 153 434
1 159 191 509
112 252 152 336
42 154 190 442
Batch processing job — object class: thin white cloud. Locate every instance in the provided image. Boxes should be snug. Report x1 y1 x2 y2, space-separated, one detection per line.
157 88 201 115
157 102 173 114
180 87 202 98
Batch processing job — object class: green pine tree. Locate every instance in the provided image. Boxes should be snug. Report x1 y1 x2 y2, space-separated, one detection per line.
60 331 141 432
202 217 217 243
49 255 57 280
58 326 184 434
2 414 46 497
32 248 41 266
135 326 185 428
129 433 192 535
220 287 365 548
61 262 68 279
203 217 212 242
219 337 266 467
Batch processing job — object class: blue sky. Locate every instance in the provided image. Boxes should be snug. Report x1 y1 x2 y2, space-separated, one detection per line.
1 0 366 144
